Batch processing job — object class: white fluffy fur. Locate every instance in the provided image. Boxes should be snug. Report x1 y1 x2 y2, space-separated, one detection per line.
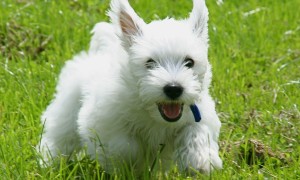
38 0 222 174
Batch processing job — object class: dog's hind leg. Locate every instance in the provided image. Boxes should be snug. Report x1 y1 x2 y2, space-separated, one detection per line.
38 61 82 164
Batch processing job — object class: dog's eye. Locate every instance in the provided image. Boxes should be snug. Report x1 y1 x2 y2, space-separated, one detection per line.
145 59 157 69
184 58 194 68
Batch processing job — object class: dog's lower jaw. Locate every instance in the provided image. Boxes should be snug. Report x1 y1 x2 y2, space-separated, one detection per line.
157 103 184 122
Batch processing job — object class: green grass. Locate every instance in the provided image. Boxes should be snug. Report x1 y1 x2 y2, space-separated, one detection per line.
1 0 299 179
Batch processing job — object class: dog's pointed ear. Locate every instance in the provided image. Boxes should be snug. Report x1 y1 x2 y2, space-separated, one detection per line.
109 0 145 46
188 0 209 38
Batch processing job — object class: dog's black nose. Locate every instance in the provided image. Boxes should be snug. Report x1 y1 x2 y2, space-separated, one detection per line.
163 83 184 100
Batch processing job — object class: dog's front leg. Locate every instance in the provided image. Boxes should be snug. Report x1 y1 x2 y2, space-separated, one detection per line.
173 124 222 173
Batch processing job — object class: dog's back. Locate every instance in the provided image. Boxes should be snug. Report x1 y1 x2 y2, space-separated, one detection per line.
89 22 119 54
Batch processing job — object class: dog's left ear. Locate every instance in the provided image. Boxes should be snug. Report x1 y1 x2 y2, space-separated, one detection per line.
109 0 146 46
188 0 209 38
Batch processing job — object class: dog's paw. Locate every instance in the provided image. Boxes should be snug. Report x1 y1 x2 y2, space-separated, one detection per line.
174 125 222 174
175 149 222 174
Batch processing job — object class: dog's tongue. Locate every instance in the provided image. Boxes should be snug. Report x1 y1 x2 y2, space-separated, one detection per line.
162 104 181 119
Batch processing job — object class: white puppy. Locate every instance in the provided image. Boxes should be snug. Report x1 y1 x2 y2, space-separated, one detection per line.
38 0 222 174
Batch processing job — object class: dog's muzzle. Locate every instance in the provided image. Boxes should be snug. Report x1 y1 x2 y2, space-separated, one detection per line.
157 103 183 122
157 83 202 123
157 83 184 122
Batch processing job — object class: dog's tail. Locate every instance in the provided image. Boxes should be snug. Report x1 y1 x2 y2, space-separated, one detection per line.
89 22 120 54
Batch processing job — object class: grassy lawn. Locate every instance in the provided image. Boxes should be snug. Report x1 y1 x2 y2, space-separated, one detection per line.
1 0 299 179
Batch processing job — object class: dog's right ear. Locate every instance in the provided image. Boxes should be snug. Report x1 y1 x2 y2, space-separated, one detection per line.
109 0 145 46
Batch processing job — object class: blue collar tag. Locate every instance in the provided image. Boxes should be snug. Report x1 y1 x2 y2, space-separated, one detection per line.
190 104 201 122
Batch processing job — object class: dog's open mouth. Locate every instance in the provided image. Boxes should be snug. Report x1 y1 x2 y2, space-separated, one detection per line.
157 103 183 122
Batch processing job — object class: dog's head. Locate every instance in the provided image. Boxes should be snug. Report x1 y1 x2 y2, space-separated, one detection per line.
109 0 211 124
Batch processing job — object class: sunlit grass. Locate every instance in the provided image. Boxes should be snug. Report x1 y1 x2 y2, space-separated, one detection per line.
1 0 299 179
